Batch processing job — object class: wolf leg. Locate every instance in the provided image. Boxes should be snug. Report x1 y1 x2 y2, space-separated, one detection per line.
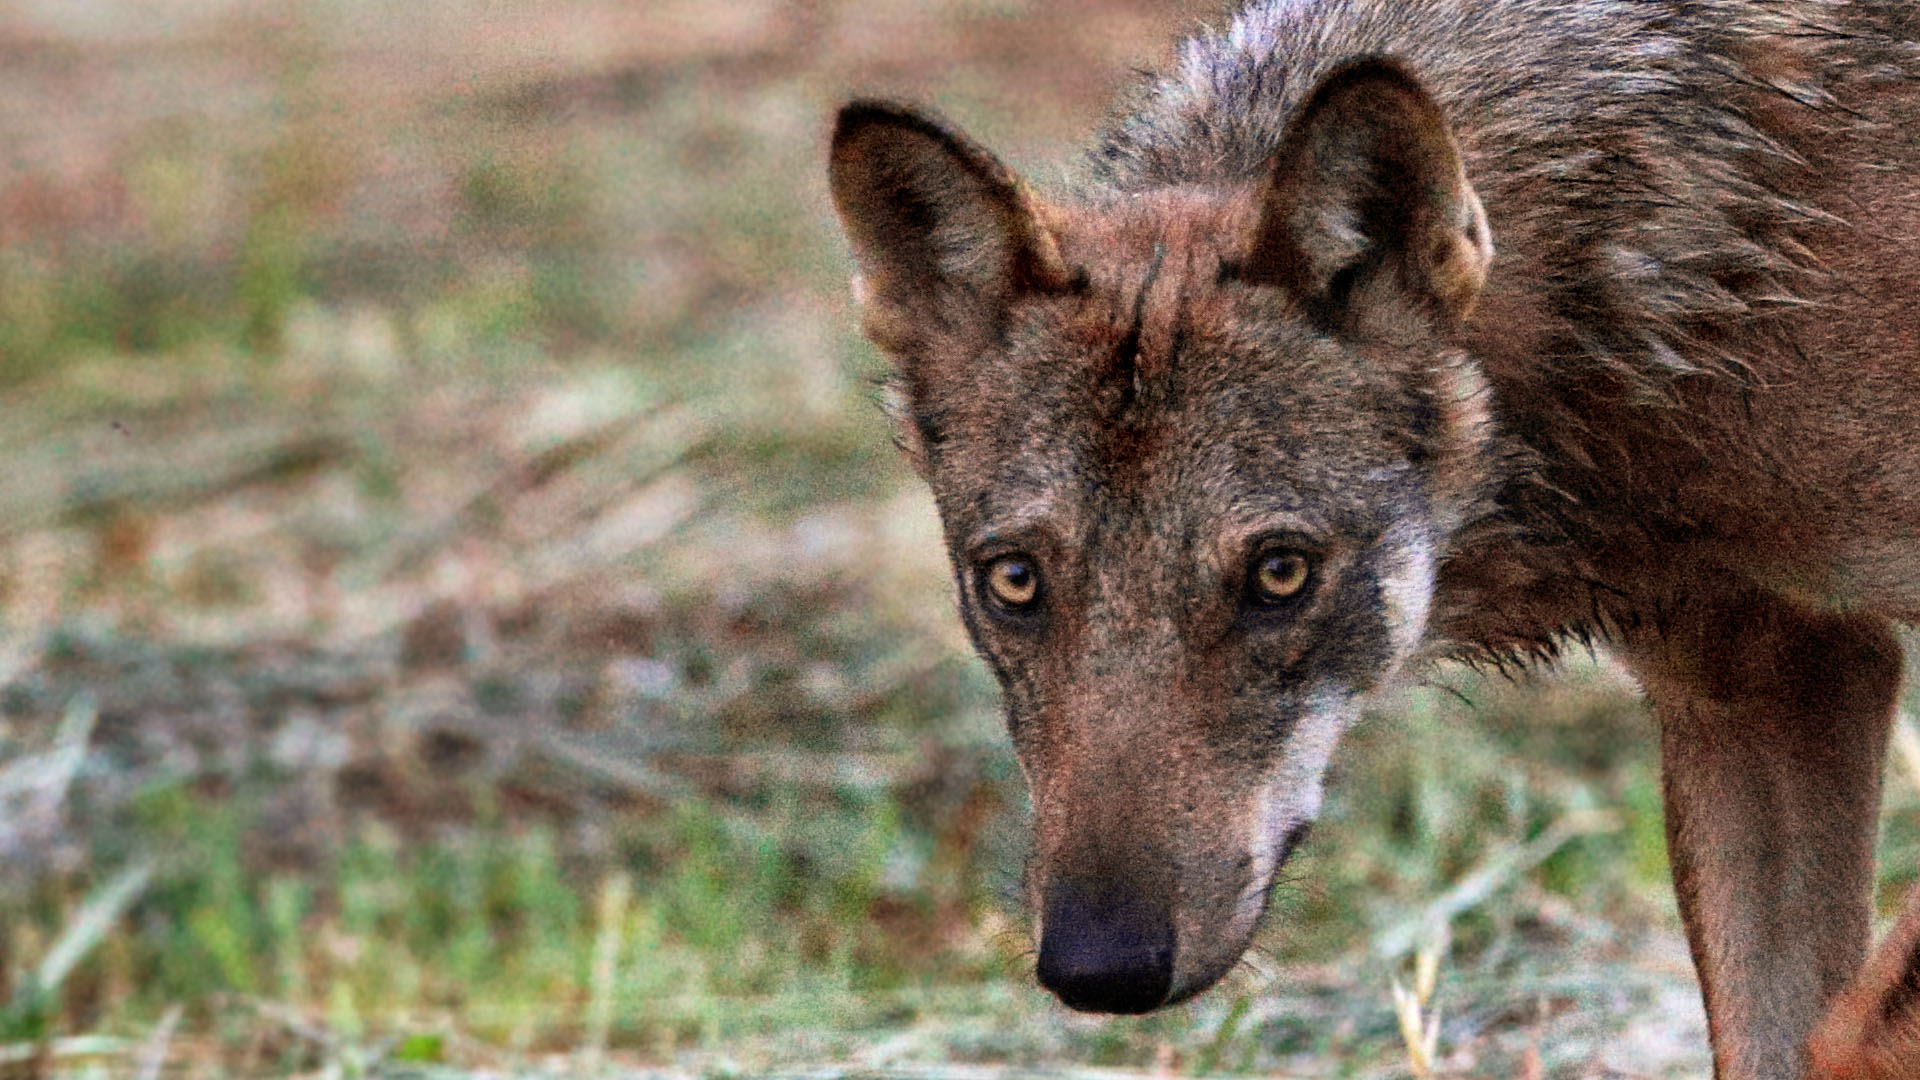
1623 588 1900 1080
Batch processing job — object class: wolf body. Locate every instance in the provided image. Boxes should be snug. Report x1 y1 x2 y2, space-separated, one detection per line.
827 2 1920 1076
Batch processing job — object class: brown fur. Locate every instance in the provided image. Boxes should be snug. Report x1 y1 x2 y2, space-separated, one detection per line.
828 2 1920 1075
1812 893 1920 1080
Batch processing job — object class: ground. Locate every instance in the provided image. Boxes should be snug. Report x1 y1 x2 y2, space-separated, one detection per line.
2 2 1919 1078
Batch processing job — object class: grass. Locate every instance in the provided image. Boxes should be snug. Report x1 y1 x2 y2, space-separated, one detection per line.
8 638 1814 1077
0 2 1917 1078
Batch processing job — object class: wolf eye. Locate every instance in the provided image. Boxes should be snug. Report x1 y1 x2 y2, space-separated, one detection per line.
1249 550 1312 605
982 555 1041 612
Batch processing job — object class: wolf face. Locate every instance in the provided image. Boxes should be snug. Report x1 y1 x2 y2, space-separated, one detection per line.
830 60 1497 1013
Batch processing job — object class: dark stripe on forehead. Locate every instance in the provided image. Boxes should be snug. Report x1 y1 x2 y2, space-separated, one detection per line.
1111 242 1167 412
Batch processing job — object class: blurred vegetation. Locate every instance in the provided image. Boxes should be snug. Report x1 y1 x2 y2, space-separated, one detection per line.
0 2 1916 1078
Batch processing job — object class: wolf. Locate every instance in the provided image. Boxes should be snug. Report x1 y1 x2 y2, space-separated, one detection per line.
826 1 1920 1076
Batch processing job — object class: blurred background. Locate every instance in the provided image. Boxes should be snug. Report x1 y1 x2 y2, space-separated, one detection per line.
1 1 1916 1077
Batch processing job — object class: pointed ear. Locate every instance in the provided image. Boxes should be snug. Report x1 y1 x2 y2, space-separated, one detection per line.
1243 58 1491 330
829 100 1073 350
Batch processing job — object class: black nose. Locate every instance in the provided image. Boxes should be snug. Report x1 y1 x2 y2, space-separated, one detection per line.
1036 880 1175 1014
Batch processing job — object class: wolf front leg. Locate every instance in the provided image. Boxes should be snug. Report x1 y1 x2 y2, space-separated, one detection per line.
1624 588 1900 1080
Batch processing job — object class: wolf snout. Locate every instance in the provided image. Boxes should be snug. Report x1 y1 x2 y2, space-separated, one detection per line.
1035 879 1176 1014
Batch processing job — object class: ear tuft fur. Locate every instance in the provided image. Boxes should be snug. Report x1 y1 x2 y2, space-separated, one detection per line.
1242 57 1491 330
829 100 1072 325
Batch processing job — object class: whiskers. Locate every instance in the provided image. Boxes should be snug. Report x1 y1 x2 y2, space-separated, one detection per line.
1233 856 1321 927
1221 941 1284 997
984 913 1040 980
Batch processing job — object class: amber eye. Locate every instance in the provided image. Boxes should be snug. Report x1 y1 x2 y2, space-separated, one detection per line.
983 555 1040 612
1250 550 1312 604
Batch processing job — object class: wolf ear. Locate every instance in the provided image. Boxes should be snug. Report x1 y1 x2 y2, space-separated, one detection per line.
1243 58 1491 330
829 100 1074 350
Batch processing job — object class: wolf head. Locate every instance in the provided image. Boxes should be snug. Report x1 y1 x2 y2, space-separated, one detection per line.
829 59 1498 1013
